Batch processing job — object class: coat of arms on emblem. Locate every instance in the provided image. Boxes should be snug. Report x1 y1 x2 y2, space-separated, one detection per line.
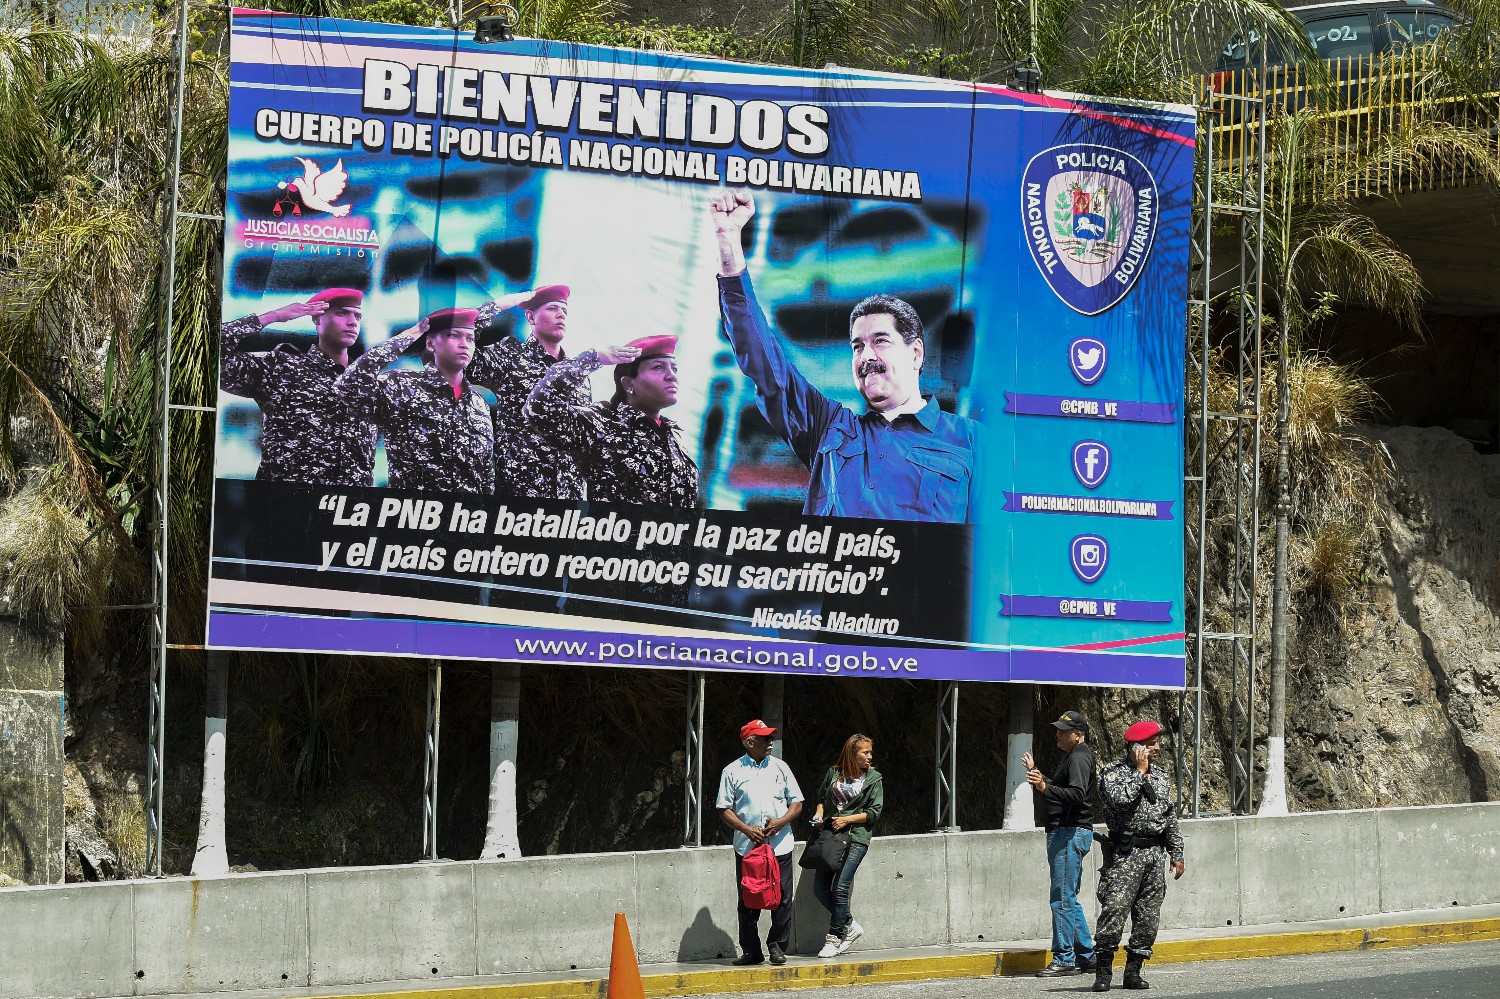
1058 183 1119 260
1022 144 1160 316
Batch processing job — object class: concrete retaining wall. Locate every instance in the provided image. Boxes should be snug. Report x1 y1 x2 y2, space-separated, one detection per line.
2 802 1496 998
0 615 65 887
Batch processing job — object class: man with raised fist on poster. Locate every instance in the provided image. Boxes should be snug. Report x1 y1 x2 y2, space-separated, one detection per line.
335 308 495 494
220 288 377 486
710 190 986 524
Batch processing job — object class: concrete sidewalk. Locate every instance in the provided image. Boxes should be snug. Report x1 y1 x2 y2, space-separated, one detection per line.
123 903 1500 999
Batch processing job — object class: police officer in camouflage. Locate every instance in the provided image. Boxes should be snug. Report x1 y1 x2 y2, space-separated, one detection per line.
336 307 495 494
1092 720 1186 992
524 334 699 508
220 288 376 485
468 285 589 499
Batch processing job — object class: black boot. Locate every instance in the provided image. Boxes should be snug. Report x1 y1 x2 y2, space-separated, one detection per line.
1092 949 1115 992
1122 953 1149 990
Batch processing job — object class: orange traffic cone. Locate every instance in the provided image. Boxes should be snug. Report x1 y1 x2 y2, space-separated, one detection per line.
607 911 646 999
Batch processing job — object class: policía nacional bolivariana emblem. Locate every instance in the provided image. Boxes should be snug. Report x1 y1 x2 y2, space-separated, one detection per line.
1022 144 1159 316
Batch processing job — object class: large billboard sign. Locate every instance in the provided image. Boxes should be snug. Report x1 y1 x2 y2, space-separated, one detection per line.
208 11 1195 687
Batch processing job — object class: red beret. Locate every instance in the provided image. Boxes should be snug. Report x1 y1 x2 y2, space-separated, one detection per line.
426 307 480 334
740 719 777 741
625 334 677 360
1124 720 1163 744
521 285 570 310
310 287 363 309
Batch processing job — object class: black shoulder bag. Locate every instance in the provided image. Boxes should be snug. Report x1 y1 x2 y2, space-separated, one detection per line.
798 826 852 872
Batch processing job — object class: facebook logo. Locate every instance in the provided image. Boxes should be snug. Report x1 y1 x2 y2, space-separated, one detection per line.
1072 440 1111 489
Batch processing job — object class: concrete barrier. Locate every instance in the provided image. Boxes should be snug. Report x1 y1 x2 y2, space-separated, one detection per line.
134 873 309 994
1375 803 1500 911
4 801 1499 999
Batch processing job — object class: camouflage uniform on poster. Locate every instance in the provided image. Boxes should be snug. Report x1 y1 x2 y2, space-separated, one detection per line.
219 288 376 485
1092 720 1186 992
335 309 495 494
523 340 699 508
468 285 588 500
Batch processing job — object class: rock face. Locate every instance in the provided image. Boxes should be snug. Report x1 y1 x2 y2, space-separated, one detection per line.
1282 426 1500 810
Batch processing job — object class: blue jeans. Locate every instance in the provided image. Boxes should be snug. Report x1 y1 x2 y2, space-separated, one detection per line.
1046 826 1095 967
812 840 869 936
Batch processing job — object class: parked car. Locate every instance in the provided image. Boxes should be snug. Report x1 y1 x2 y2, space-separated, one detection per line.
1214 0 1456 72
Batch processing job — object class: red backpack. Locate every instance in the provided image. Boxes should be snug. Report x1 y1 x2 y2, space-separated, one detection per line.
739 842 782 909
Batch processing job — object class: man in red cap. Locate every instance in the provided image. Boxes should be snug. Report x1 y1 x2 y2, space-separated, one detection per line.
466 284 591 499
715 719 803 966
334 307 494 493
523 334 699 508
1092 720 1186 992
220 288 378 484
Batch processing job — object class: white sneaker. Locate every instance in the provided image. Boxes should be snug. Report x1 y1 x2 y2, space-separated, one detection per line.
818 933 841 958
836 919 864 954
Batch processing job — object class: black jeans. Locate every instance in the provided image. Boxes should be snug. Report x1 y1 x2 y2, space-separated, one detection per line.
735 850 794 957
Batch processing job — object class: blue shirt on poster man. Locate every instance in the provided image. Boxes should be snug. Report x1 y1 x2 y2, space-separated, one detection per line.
711 192 986 524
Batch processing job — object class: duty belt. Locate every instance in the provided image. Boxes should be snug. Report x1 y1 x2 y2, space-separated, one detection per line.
1121 831 1166 850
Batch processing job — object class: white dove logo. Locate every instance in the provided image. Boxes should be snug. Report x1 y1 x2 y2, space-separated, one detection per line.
276 157 351 217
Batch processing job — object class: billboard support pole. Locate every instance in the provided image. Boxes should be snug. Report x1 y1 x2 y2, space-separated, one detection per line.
1001 683 1035 829
1180 89 1215 819
1182 82 1265 816
683 672 705 847
933 682 959 832
762 675 784 759
144 0 193 878
421 661 442 860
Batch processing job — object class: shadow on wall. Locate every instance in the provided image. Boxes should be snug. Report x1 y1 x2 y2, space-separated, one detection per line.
678 905 735 961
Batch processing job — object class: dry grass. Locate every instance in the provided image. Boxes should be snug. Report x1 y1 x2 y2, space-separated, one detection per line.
100 788 146 879
1287 353 1384 464
0 471 121 630
1297 521 1367 606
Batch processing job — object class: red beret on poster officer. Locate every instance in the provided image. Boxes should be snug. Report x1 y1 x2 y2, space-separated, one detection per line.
613 334 678 394
425 307 480 334
520 285 570 310
1124 720 1163 744
309 287 363 309
627 334 677 360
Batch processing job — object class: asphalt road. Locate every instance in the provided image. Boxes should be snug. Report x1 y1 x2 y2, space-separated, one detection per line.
699 938 1500 999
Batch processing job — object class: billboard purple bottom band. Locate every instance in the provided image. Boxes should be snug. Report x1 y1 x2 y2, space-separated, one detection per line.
208 610 1186 688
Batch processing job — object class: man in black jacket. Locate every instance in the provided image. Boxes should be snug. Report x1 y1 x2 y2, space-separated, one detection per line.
1023 710 1099 977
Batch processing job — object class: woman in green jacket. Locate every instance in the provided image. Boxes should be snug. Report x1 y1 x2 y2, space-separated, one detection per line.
810 733 884 958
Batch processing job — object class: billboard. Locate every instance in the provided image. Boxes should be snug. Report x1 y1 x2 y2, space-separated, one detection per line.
208 11 1195 687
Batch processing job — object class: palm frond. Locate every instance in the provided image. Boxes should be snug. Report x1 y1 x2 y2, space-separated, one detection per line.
1289 215 1423 332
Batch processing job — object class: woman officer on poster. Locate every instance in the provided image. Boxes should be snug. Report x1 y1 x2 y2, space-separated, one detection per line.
523 334 698 508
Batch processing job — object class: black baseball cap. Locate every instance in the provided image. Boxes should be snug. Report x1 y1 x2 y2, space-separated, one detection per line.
1050 710 1088 731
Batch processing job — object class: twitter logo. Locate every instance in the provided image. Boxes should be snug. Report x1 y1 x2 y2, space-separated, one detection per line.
1069 337 1107 386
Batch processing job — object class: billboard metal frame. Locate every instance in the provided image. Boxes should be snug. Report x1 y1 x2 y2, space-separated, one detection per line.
1179 85 1266 818
140 5 1266 871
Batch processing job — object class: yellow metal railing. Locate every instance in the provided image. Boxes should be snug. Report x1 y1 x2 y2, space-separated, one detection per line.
1198 48 1500 200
